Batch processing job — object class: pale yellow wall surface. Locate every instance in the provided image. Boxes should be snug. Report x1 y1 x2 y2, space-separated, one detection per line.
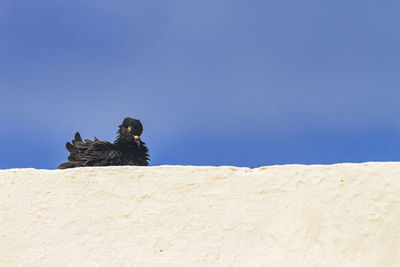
0 163 399 266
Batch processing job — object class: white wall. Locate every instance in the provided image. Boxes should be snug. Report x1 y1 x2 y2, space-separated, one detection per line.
1 163 399 266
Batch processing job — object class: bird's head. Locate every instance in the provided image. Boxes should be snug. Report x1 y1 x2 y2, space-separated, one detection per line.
118 117 143 146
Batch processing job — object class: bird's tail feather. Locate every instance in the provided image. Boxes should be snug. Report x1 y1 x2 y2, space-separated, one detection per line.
74 132 82 142
66 142 74 152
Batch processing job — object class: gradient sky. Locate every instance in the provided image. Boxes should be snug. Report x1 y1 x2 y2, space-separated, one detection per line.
1 1 399 169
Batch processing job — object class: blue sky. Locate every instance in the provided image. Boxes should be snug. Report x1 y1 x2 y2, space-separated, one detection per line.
1 1 399 169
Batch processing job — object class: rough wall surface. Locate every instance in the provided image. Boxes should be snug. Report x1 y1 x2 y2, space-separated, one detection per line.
0 163 399 266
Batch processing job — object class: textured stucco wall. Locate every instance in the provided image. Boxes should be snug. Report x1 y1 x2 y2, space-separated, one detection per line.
0 163 399 266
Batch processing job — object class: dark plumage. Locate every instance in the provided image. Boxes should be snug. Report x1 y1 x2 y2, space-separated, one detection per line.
58 118 149 169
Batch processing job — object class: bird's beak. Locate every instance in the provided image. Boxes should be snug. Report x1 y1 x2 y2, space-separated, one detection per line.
134 135 141 147
127 126 132 132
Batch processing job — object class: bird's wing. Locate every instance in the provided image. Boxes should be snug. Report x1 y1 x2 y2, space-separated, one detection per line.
66 132 120 166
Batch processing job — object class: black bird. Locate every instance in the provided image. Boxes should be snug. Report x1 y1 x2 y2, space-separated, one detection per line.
58 118 149 169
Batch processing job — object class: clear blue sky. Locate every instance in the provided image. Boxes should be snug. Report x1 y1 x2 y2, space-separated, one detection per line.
1 1 399 169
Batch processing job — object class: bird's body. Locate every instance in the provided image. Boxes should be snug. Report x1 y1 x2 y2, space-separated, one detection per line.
58 118 149 169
